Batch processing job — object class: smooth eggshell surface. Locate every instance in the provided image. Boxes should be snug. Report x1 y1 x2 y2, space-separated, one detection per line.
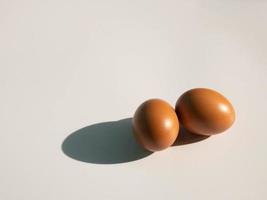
132 99 179 152
175 88 235 136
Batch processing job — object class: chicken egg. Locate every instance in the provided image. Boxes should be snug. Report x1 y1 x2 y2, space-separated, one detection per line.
132 99 179 152
175 88 235 136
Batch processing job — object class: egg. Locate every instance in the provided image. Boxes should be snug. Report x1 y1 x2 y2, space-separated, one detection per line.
175 88 235 136
132 99 179 152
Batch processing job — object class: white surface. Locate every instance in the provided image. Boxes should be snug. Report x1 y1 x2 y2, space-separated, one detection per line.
1 0 267 199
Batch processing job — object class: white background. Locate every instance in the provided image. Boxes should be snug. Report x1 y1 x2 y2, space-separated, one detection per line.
1 0 267 199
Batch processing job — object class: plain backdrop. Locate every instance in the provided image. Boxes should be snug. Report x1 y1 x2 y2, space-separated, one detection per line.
0 0 267 199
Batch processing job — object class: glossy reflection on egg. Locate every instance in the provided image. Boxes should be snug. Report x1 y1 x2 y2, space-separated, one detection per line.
175 88 235 136
132 99 179 152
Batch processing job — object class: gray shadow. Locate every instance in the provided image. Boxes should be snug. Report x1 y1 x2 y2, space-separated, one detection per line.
172 124 210 146
61 118 152 164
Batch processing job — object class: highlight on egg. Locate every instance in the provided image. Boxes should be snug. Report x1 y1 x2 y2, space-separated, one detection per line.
132 99 179 152
175 88 235 136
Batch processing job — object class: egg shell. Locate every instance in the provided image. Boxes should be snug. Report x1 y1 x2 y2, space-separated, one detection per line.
132 99 179 152
175 88 235 136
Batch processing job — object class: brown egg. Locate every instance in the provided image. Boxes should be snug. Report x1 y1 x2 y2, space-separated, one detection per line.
175 88 235 136
132 99 179 152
